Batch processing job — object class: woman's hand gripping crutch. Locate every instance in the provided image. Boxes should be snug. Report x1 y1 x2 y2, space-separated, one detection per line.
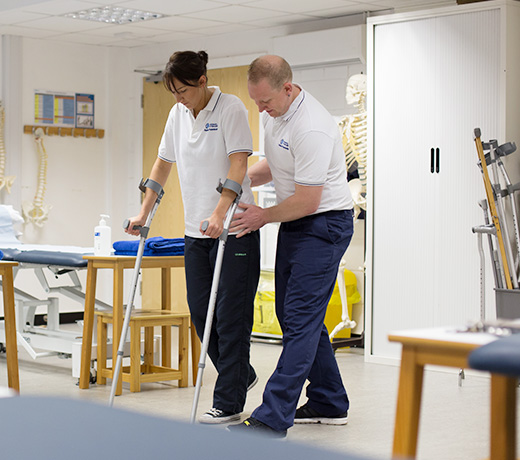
108 178 164 407
190 178 242 424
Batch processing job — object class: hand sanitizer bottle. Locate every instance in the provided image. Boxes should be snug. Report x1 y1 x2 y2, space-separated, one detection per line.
94 214 112 256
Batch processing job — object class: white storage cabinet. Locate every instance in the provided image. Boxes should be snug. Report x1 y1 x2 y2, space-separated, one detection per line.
366 0 520 360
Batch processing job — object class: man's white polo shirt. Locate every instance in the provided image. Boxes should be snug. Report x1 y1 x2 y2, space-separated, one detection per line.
262 85 353 214
158 86 255 238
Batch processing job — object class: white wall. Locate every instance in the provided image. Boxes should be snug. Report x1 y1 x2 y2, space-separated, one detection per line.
0 36 140 312
18 38 109 245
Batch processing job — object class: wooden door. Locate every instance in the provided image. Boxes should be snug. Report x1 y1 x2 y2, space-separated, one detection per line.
142 79 185 310
141 65 259 311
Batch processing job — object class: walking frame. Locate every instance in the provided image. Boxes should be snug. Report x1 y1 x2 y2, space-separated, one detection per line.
190 178 243 424
108 178 164 407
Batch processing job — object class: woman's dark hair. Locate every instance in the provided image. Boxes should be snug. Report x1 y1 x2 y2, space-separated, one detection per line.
163 50 208 93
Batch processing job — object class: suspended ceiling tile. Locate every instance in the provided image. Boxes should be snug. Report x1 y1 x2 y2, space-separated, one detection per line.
185 4 289 22
313 4 385 17
20 0 102 15
195 22 256 35
244 14 317 27
0 0 49 11
45 32 114 45
0 10 48 25
103 38 157 47
127 15 227 32
0 24 61 38
137 30 201 43
119 0 226 16
246 0 359 14
17 15 113 33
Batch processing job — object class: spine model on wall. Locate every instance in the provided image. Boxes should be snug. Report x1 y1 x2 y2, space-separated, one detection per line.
22 128 51 227
0 101 16 193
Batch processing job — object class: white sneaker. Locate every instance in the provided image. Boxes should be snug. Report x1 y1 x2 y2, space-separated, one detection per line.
198 408 241 424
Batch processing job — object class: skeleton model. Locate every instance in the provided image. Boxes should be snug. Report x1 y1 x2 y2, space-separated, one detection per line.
22 128 51 227
0 101 16 193
329 74 367 340
339 73 367 218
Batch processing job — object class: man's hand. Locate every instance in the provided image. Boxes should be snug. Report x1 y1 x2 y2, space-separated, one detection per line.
230 203 267 237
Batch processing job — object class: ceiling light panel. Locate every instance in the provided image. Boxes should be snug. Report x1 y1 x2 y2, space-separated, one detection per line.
64 6 165 25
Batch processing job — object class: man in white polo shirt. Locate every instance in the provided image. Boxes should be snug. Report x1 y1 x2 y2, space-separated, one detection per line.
229 55 354 438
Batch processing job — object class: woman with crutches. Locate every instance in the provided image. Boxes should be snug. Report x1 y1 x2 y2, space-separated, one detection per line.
126 50 260 424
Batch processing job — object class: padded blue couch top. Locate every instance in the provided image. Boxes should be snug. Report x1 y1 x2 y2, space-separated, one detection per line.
468 333 520 376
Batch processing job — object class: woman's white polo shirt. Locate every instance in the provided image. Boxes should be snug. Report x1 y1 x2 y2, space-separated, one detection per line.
158 86 255 237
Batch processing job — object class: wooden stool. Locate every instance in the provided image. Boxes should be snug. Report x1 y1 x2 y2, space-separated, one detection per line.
96 309 190 393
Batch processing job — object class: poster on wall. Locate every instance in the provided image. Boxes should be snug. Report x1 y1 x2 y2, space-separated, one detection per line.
34 90 75 126
75 93 94 128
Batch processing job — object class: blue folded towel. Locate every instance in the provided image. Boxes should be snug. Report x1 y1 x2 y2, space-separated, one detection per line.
113 236 184 256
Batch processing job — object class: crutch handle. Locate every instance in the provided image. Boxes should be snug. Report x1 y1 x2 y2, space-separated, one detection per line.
201 220 209 232
123 219 141 231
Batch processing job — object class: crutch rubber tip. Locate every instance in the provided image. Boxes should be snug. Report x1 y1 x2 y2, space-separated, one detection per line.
474 128 481 138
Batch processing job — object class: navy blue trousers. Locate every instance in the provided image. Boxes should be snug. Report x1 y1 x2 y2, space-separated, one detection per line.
184 231 260 414
252 210 353 431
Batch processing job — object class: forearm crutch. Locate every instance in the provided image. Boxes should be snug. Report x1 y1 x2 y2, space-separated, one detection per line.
487 140 518 288
474 128 513 289
491 141 520 280
479 199 503 289
190 179 242 424
108 178 164 407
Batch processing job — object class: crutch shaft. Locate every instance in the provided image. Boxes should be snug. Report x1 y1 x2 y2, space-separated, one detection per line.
190 199 240 424
108 179 163 406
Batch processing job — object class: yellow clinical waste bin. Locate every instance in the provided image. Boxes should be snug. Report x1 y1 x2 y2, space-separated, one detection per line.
253 269 361 340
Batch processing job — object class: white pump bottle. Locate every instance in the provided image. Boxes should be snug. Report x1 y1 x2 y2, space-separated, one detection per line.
94 214 112 256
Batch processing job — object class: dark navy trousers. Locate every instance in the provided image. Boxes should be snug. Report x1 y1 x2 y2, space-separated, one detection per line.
184 231 260 414
252 210 354 431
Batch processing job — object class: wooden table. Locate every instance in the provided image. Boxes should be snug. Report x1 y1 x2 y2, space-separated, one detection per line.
388 327 516 460
79 255 199 395
0 261 19 391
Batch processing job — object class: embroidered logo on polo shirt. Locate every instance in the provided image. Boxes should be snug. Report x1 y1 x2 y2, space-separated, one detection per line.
278 138 289 150
204 122 218 131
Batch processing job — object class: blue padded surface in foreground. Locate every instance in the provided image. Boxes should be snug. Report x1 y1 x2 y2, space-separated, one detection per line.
1 249 88 268
468 333 520 376
0 396 373 460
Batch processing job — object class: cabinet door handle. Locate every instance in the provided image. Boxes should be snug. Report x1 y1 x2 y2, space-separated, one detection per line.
431 148 435 173
436 148 440 173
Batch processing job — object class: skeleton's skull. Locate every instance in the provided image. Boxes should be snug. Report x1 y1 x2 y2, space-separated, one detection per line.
346 74 367 105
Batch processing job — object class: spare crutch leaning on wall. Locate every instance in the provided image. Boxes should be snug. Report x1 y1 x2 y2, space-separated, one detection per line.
474 128 514 290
